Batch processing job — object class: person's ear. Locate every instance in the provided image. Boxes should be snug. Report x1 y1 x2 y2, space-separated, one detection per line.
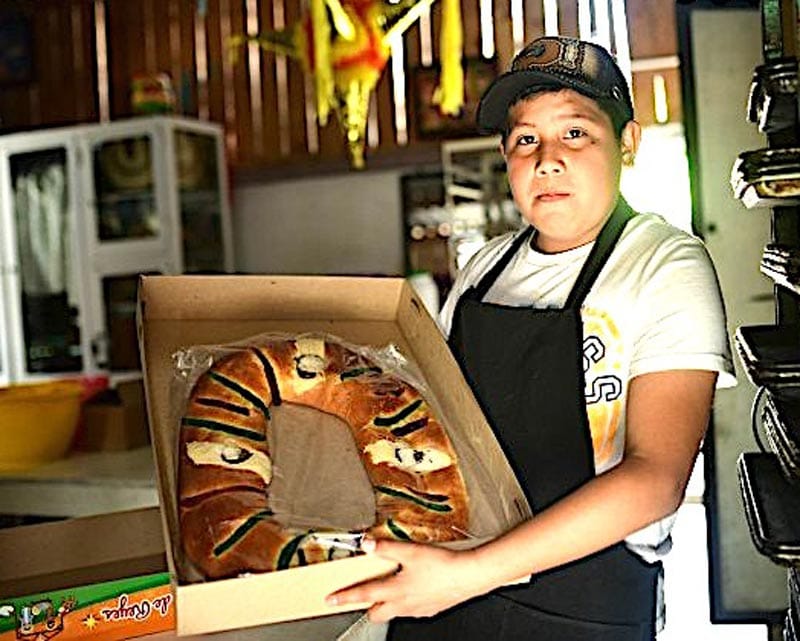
620 120 641 167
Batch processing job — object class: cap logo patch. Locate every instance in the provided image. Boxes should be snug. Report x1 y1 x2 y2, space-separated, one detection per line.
512 39 582 75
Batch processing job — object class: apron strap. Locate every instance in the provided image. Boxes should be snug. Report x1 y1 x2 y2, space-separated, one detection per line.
564 197 635 310
470 198 634 307
472 226 535 300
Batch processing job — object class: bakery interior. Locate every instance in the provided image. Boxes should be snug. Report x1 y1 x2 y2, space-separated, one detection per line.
0 0 798 639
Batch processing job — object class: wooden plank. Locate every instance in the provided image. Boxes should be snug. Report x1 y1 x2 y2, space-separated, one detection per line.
256 0 281 163
203 0 227 128
462 0 481 59
283 0 308 159
150 0 173 83
630 66 682 129
556 0 579 38
225 0 252 164
430 0 443 61
403 20 423 146
493 0 515 70
663 66 683 126
66 0 96 123
524 0 545 43
0 1 40 129
396 20 422 151
106 0 145 118
374 47 398 153
626 1 677 59
141 0 157 72
39 2 73 126
177 0 199 117
165 0 183 114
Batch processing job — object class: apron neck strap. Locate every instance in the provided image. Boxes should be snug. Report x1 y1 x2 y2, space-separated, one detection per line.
470 198 634 306
564 197 635 309
472 225 535 300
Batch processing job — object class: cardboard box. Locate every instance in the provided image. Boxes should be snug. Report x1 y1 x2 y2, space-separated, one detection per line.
78 381 150 452
0 507 175 640
137 275 531 636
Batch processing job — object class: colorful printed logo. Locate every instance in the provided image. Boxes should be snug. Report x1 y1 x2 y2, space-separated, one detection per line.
0 597 75 640
0 573 174 641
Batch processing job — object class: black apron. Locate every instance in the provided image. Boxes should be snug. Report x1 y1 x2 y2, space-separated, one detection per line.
389 199 661 641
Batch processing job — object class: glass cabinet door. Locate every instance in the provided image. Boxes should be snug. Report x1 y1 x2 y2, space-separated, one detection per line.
92 134 160 242
9 147 82 374
175 130 226 273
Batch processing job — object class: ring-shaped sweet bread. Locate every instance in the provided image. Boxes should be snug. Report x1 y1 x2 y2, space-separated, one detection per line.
179 335 469 579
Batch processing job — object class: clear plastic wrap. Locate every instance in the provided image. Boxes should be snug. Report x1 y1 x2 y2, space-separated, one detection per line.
171 330 513 582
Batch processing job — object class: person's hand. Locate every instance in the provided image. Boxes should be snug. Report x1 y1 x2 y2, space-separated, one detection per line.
326 538 487 622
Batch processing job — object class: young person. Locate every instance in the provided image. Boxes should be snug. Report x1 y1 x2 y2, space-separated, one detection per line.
329 35 735 640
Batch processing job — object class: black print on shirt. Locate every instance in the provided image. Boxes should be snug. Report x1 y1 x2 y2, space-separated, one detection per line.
583 335 623 405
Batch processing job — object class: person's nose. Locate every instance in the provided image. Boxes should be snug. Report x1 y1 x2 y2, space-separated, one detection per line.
534 141 564 176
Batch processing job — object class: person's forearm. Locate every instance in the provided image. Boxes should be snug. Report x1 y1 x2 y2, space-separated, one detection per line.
459 454 688 598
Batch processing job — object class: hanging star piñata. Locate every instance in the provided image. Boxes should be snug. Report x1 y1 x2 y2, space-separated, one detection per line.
229 0 464 168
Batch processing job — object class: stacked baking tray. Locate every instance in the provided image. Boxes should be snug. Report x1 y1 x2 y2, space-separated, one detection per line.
735 325 800 569
747 58 798 134
737 452 800 567
762 390 800 482
731 147 800 209
736 324 800 481
735 324 800 389
762 244 800 291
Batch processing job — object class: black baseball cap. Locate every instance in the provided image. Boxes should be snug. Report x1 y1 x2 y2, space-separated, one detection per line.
476 36 634 135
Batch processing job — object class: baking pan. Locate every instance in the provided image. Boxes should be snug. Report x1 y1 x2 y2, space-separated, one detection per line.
734 325 800 388
737 452 800 566
747 59 798 133
759 244 800 288
731 148 800 208
762 245 800 279
733 148 800 181
763 390 800 481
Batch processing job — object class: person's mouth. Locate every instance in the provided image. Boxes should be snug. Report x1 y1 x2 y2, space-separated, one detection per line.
536 191 570 202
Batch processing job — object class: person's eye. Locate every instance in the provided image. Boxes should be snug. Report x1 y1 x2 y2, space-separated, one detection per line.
565 127 586 140
515 133 537 146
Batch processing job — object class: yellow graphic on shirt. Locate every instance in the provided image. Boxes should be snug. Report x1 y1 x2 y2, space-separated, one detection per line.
581 308 624 468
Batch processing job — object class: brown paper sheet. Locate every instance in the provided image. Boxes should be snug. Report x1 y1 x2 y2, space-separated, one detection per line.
268 402 376 531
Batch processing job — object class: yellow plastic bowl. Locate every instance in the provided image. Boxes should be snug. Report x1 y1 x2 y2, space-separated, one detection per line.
0 380 84 472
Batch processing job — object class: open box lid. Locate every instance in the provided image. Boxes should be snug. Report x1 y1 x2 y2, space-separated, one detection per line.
0 507 166 599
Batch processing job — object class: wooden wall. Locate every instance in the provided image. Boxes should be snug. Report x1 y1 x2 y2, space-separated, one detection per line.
0 0 97 130
0 0 682 174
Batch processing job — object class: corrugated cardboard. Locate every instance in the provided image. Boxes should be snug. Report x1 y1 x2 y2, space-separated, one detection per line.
0 507 174 640
137 275 532 636
78 381 150 451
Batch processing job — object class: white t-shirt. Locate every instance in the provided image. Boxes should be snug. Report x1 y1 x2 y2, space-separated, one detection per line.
439 212 736 562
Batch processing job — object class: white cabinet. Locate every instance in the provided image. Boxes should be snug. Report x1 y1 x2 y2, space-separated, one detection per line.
0 116 233 384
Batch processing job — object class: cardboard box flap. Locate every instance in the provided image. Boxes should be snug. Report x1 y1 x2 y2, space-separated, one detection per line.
138 275 403 321
0 507 166 599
